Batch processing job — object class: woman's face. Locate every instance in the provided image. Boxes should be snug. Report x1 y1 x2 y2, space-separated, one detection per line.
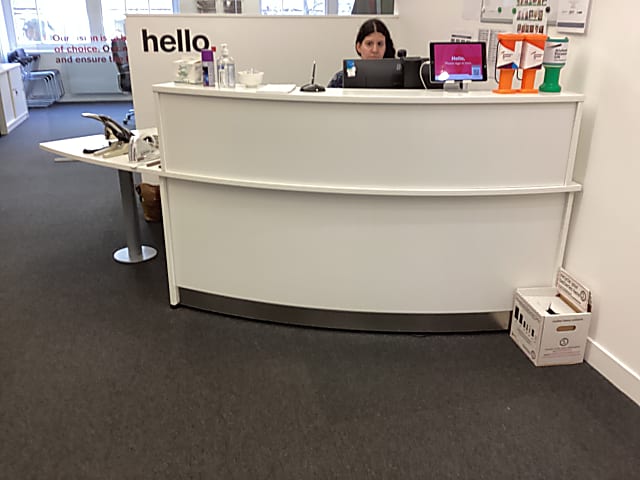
356 32 386 60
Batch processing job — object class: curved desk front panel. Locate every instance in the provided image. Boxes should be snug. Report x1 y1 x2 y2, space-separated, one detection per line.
153 84 584 332
156 87 580 191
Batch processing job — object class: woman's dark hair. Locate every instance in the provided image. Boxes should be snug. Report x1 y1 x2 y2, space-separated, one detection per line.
355 18 396 59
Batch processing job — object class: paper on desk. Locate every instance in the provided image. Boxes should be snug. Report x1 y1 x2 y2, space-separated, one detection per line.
257 84 297 93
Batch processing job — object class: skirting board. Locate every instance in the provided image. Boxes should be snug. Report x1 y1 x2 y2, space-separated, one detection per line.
585 338 640 407
179 288 510 333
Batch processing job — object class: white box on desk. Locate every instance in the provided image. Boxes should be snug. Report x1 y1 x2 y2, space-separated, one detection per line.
510 268 592 367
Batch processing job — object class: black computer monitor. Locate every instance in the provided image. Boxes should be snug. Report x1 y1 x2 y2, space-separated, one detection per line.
402 57 443 90
342 59 404 88
428 42 487 84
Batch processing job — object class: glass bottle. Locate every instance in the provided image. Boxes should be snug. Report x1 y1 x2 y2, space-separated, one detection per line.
218 43 236 88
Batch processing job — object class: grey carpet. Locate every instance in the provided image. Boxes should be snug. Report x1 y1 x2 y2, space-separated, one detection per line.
0 103 639 479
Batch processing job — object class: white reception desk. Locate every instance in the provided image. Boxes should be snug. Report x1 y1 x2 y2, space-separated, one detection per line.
152 83 584 332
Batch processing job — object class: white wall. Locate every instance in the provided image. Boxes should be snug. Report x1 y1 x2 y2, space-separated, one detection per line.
559 1 640 404
126 2 640 404
36 52 125 100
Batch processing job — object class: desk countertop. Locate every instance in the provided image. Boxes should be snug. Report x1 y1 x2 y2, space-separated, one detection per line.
0 63 21 74
152 82 585 105
39 129 160 174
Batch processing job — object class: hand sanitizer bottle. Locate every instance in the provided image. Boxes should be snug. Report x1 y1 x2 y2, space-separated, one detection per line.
218 43 236 88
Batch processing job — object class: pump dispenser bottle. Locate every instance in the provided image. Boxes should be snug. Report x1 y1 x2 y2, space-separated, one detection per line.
218 43 236 88
211 45 218 87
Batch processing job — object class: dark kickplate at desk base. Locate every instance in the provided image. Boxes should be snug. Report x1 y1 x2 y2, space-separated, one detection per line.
178 288 510 333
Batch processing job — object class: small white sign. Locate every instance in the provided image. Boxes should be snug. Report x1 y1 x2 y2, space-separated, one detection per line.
556 267 591 313
556 0 591 34
481 0 516 23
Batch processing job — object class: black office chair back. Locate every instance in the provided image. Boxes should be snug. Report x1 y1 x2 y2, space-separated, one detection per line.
111 37 131 93
8 48 41 68
118 69 131 93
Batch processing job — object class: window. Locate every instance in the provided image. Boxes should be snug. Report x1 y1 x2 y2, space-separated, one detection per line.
337 0 355 14
261 1 328 15
260 1 370 16
10 0 90 45
101 0 174 40
3 0 177 49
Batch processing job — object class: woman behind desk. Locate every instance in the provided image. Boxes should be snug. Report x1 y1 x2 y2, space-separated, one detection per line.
327 18 396 88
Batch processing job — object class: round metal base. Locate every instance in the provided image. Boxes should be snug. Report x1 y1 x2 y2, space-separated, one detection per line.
113 245 157 264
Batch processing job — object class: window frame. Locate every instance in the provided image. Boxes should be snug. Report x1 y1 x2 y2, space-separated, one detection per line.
259 0 393 16
1 0 180 52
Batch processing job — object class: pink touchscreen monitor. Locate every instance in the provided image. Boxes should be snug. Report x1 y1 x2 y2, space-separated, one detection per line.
429 42 487 83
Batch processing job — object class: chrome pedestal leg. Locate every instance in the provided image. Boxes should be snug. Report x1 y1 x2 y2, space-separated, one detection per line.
113 170 157 264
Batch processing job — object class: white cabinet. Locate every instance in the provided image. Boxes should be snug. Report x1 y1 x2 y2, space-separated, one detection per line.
0 63 29 135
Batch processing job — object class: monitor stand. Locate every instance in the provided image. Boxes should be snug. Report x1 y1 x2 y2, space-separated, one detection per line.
444 80 471 93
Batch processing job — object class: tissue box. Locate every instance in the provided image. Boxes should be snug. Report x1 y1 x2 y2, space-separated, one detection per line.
174 58 202 84
510 268 592 367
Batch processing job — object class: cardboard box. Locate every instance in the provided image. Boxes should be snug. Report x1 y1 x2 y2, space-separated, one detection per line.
510 268 592 367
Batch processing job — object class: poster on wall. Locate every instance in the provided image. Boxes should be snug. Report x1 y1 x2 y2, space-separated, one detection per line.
481 0 516 23
556 0 591 33
481 0 559 25
514 0 549 35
